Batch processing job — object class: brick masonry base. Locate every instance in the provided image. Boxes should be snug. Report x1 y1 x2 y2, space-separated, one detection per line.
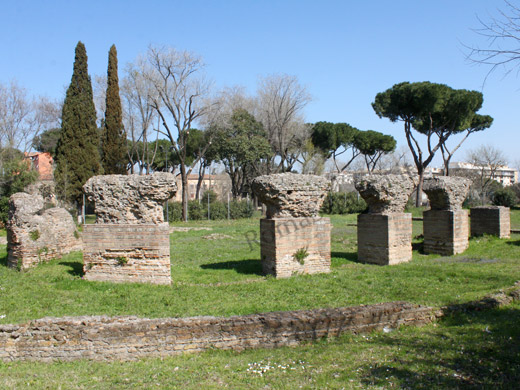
423 209 469 256
357 213 412 265
83 224 171 285
260 217 331 278
0 302 435 362
470 206 510 238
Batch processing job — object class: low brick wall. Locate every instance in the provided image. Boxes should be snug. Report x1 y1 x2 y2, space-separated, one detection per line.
260 217 331 278
0 302 435 362
357 213 412 265
471 206 510 238
423 209 469 255
83 224 171 285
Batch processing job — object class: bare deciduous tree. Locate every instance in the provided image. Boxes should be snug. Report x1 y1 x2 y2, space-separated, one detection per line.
141 45 214 221
0 80 60 153
121 58 160 174
466 1 520 81
257 74 311 172
464 145 507 204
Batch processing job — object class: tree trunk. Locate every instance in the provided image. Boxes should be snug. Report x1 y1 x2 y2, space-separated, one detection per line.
180 163 188 222
195 163 205 201
415 168 424 207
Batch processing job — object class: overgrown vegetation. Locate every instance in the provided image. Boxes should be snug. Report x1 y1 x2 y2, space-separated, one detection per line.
320 191 367 215
292 247 309 264
492 186 518 208
166 198 255 221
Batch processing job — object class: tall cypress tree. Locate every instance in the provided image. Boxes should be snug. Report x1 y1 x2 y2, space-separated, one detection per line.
102 44 127 174
55 41 103 207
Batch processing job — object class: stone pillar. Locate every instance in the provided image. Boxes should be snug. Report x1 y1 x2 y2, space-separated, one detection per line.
6 193 82 270
422 177 471 256
252 173 331 278
355 174 415 265
82 173 177 284
470 206 510 238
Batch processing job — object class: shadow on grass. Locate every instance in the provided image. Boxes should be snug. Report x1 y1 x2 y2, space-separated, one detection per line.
506 240 520 247
358 305 520 389
0 253 7 267
331 251 359 263
59 261 84 277
412 241 424 253
200 259 263 275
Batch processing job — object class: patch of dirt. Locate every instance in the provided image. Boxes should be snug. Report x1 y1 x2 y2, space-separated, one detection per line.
169 227 213 233
202 233 233 240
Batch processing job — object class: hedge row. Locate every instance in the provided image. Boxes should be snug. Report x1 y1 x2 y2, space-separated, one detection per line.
320 191 367 215
166 199 254 221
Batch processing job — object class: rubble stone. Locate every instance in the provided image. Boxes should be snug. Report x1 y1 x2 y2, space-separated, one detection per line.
7 193 82 270
83 173 177 224
251 173 329 218
354 174 415 214
422 176 472 211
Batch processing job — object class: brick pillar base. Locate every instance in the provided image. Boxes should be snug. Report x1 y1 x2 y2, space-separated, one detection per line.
83 224 171 285
423 209 469 255
260 217 331 278
357 213 412 265
470 206 510 238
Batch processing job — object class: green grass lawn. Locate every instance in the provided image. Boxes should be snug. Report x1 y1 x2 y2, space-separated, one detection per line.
1 213 519 324
1 302 518 389
1 212 520 388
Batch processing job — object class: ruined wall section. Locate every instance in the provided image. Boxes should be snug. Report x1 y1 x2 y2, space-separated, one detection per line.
7 193 82 270
0 302 435 362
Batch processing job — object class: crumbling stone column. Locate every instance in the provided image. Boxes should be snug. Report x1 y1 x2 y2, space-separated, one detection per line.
7 193 82 270
470 206 510 238
82 173 177 285
252 173 331 278
355 174 415 265
423 177 471 255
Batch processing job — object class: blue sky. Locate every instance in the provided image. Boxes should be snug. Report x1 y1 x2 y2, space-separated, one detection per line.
1 0 517 167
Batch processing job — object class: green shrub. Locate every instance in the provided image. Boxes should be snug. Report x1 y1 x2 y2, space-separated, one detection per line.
201 189 218 204
166 198 255 221
209 202 226 220
492 187 517 208
229 200 254 219
188 201 206 220
321 191 367 215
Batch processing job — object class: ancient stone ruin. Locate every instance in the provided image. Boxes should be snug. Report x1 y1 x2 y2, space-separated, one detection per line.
422 176 472 255
470 206 510 239
252 173 331 278
6 193 82 270
82 173 177 224
82 173 177 285
355 174 415 265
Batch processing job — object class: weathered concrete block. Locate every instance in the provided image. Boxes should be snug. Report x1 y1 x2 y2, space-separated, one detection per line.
83 224 171 285
251 173 329 218
83 173 177 224
470 206 510 238
354 174 415 214
260 217 331 278
423 209 469 255
357 213 412 265
423 176 471 211
6 193 82 270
